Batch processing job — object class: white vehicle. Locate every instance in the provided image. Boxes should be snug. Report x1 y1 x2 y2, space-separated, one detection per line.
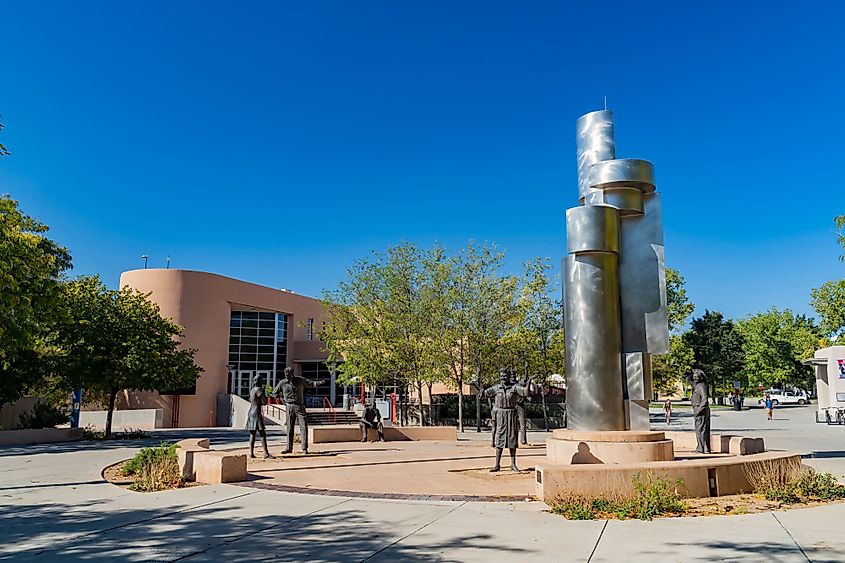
757 389 810 406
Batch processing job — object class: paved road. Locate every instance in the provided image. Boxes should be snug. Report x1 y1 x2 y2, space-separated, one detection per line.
1 407 844 562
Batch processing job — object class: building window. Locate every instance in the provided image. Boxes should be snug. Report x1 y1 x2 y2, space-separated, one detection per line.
228 309 288 398
306 318 314 341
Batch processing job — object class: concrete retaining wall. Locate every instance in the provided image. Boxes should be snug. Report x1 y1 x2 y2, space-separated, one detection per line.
0 397 44 430
0 427 83 446
536 451 801 501
310 425 457 443
79 408 164 431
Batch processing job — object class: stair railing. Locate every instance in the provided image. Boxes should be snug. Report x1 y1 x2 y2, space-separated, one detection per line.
321 396 337 424
263 403 286 422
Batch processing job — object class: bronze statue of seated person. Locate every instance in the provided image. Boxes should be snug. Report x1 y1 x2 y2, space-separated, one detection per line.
359 402 385 442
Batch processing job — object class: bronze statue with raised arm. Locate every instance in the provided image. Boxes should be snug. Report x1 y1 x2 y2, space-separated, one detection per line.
273 366 325 454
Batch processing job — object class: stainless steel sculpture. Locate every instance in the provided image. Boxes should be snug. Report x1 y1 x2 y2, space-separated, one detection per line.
564 109 669 432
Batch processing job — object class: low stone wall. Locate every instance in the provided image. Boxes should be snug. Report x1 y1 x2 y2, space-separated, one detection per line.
79 408 164 431
310 425 457 444
0 427 83 446
664 431 765 455
536 451 801 501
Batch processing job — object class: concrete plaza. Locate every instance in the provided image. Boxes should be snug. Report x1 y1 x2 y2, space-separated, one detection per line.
1 404 844 562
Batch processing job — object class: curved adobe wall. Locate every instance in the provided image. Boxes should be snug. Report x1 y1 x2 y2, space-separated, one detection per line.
118 269 327 428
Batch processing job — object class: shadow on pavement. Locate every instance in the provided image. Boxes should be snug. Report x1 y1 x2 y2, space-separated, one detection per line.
0 428 274 458
1 497 528 562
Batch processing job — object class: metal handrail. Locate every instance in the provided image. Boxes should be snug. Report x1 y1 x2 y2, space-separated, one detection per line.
321 396 337 424
262 402 286 422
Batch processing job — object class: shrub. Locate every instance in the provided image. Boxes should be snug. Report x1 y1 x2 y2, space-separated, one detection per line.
82 426 148 441
122 443 183 492
18 401 69 429
552 474 686 521
794 468 845 500
743 457 803 497
745 459 845 503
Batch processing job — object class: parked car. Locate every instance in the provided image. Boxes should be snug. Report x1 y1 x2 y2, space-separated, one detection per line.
757 389 810 406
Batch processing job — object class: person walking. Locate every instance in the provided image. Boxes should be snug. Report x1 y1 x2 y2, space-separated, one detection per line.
663 399 672 424
764 393 774 420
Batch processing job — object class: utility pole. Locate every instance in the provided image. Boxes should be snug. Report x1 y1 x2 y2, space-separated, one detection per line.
141 254 148 269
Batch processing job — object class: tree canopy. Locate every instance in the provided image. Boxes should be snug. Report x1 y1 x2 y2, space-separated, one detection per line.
811 279 845 340
57 276 202 435
0 196 72 403
736 308 822 391
683 310 745 396
322 241 563 429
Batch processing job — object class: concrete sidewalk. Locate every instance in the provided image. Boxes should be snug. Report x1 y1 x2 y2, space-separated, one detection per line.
1 428 843 562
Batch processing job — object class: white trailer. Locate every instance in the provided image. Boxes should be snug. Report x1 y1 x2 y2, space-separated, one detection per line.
804 345 845 424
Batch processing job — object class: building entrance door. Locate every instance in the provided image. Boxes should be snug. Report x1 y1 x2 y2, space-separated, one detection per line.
232 370 253 398
258 370 274 394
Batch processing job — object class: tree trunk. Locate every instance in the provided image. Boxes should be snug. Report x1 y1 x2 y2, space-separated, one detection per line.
457 375 464 432
426 381 434 426
105 387 118 438
540 379 549 432
416 380 424 426
475 366 482 432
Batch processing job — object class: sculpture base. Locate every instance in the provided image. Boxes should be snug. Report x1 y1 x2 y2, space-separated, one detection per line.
546 429 674 464
536 430 798 500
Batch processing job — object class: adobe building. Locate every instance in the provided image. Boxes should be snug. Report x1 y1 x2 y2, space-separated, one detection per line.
115 269 345 428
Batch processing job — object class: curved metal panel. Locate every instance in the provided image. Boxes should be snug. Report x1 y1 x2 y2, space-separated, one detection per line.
564 253 625 431
566 205 620 254
585 187 644 216
576 110 615 201
588 158 655 193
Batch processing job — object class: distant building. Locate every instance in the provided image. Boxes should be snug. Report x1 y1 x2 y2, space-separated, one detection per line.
115 269 351 428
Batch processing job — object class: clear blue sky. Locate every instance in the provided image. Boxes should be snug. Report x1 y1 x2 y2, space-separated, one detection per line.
1 1 843 321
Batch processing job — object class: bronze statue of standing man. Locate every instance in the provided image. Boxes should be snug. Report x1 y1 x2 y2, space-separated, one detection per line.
483 368 532 472
272 366 325 455
690 368 711 454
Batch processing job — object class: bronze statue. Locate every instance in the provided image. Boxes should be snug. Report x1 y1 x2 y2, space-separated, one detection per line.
272 366 325 454
246 374 271 459
515 373 530 445
359 402 385 442
691 368 711 454
483 368 532 472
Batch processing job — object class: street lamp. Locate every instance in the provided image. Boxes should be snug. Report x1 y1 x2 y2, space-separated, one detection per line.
141 254 148 269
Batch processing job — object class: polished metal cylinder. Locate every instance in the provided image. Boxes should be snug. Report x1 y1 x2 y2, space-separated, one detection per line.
576 110 615 201
564 253 625 431
566 205 620 254
584 187 644 216
588 158 655 193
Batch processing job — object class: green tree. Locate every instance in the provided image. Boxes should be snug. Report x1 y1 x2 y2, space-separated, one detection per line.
835 214 844 261
666 267 695 331
322 243 446 425
737 309 823 391
652 334 694 398
58 276 202 437
683 310 745 401
811 279 845 340
498 257 564 429
649 267 695 397
0 196 72 403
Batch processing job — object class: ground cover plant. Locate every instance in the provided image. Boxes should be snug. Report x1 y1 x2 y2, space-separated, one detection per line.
551 474 687 521
121 442 184 492
552 464 845 520
744 458 845 503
